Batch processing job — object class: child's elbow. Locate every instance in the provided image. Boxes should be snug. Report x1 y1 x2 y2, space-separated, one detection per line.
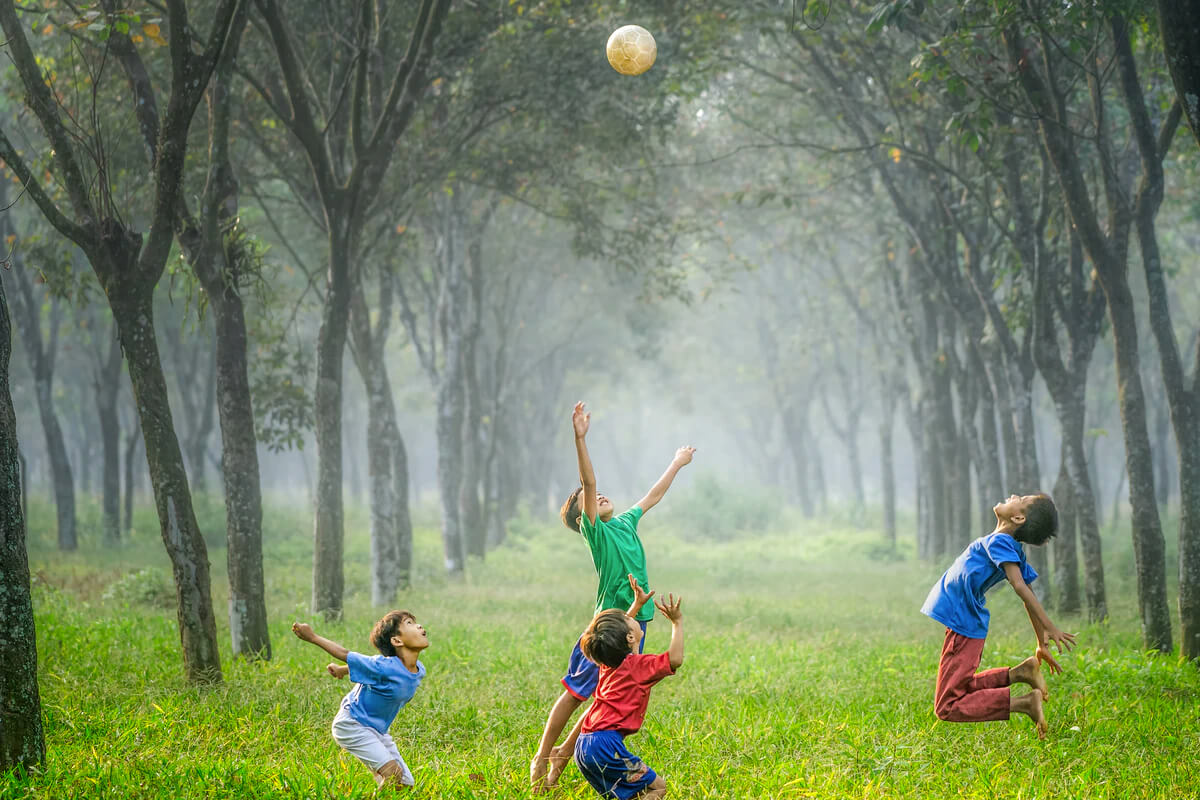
670 655 684 670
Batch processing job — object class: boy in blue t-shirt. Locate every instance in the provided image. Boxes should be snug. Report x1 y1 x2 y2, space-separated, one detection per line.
530 401 695 791
292 611 429 789
921 493 1076 737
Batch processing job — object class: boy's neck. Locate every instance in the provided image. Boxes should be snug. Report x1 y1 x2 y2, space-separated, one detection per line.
396 647 421 672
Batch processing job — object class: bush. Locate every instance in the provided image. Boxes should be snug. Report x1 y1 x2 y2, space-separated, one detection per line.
102 568 175 609
663 474 783 540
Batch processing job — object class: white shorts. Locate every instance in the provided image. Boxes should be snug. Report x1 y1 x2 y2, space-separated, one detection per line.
331 707 415 785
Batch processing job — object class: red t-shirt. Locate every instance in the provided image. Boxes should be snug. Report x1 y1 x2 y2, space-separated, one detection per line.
580 651 676 736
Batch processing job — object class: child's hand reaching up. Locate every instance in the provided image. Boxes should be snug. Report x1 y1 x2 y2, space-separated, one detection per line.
572 402 590 439
654 594 683 622
292 622 315 642
672 446 696 466
629 574 655 607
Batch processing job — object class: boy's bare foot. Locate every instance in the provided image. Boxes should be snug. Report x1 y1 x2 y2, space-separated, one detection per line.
545 748 571 787
1011 689 1047 739
1010 655 1049 700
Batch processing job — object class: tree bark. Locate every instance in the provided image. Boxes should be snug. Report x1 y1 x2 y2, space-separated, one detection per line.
1052 446 1081 614
878 374 897 547
95 325 123 545
0 273 45 772
1156 0 1200 147
115 288 223 681
123 413 141 537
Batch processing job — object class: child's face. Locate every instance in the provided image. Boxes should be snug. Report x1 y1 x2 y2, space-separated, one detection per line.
993 494 1037 529
624 615 643 651
597 493 615 521
391 617 430 653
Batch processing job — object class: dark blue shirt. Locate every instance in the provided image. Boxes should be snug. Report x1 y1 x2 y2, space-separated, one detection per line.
340 652 424 734
921 532 1038 639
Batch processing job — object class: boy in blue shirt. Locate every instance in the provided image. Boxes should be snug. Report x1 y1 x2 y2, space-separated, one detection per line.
292 611 429 789
921 493 1076 737
531 401 694 791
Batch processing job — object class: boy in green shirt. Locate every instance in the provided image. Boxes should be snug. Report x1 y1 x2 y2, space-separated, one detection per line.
530 401 694 792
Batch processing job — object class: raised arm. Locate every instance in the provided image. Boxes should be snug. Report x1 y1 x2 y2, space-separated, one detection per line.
573 402 599 525
654 594 685 670
1003 563 1076 672
636 446 696 515
292 622 350 662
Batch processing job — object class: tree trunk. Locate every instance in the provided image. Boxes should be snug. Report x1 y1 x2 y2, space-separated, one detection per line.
393 427 413 591
96 329 123 545
0 275 45 772
359 357 403 605
1052 446 1081 614
212 293 271 659
114 287 223 681
1061 395 1108 621
1156 0 1200 147
1 263 76 551
1153 395 1173 508
1099 284 1173 651
123 414 141 537
878 377 897 547
186 348 217 495
312 223 353 619
437 322 468 575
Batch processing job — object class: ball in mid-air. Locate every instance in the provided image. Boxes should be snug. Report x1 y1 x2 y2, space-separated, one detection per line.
606 25 657 76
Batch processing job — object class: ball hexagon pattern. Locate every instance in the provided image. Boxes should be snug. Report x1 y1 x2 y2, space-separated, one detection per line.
606 25 657 76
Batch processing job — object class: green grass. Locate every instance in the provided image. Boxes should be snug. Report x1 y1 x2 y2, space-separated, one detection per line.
4 493 1199 799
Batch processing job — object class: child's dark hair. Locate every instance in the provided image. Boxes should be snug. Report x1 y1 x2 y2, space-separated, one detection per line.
580 609 633 669
560 487 584 533
370 610 416 656
1013 493 1058 545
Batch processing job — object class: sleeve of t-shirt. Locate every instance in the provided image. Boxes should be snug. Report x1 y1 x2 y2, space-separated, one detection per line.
616 506 644 528
579 511 601 545
346 651 387 686
628 651 675 686
984 534 1037 584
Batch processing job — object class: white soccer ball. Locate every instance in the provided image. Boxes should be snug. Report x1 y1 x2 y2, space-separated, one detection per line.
606 25 657 76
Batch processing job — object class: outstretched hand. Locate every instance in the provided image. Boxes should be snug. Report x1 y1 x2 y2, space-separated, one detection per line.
572 401 590 439
628 573 655 607
654 593 683 622
1035 644 1063 675
673 446 696 466
327 662 348 679
1043 626 1077 653
291 622 315 643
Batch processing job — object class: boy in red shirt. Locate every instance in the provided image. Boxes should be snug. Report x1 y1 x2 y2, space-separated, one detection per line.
574 586 684 799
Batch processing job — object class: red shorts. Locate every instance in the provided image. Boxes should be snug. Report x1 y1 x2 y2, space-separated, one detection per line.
934 629 1010 722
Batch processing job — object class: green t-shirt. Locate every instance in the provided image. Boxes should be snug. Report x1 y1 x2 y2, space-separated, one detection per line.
579 505 654 622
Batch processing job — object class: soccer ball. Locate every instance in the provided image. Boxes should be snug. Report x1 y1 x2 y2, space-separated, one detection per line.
606 25 657 76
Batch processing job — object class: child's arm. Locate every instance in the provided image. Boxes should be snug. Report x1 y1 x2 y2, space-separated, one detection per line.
636 446 696 515
1003 563 1076 671
327 663 350 679
625 573 655 618
292 622 350 662
573 402 599 525
654 593 684 670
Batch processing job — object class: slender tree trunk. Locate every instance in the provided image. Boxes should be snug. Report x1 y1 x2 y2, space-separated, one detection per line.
460 239 485 557
393 428 413 591
186 348 217 495
213 293 270 658
0 276 44 772
437 342 467 575
1153 396 1172 508
1052 446 1081 614
312 223 352 619
358 355 403 605
1061 394 1108 621
114 286 223 681
1 264 76 551
879 378 897 547
124 414 141 537
1099 285 1173 651
18 446 28 524
96 331 123 545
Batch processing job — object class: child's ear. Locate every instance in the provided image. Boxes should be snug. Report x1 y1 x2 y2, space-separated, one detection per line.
1012 512 1026 525
391 634 404 648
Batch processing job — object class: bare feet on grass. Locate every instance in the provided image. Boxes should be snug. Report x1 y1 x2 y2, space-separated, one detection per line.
1011 689 1047 739
1010 655 1048 700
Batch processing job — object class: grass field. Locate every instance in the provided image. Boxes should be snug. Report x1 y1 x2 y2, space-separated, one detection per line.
3 493 1199 799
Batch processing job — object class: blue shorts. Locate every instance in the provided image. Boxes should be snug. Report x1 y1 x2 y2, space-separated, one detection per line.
575 730 657 799
562 620 648 700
